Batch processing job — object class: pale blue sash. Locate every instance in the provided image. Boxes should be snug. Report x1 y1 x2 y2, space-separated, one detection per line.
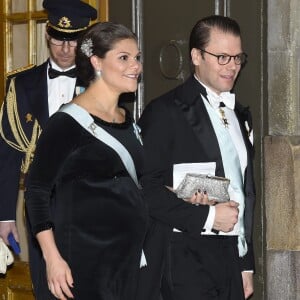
59 103 146 267
60 103 141 189
203 98 247 257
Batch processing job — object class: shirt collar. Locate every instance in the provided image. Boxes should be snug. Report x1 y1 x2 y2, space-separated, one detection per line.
194 74 235 110
48 59 75 72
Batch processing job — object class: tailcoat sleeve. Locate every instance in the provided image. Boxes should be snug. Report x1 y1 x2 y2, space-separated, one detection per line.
138 98 209 233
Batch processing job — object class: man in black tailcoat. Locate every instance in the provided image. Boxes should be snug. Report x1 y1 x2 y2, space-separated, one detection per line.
137 15 256 300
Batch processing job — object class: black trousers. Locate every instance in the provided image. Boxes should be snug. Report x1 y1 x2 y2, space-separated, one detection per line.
165 233 245 300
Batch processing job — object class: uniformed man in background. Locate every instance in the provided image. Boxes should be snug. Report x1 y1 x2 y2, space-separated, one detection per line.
0 0 97 292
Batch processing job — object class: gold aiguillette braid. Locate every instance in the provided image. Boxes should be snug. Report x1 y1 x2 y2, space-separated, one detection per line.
0 78 41 174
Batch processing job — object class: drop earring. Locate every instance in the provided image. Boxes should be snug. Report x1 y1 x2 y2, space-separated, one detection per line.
95 69 102 80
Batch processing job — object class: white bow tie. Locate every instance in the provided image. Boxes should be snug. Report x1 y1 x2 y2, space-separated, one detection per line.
206 91 235 110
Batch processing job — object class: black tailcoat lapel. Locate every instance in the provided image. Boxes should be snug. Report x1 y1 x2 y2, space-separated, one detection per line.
234 102 256 242
173 76 225 177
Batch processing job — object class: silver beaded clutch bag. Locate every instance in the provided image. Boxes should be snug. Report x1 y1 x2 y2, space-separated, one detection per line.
175 173 230 202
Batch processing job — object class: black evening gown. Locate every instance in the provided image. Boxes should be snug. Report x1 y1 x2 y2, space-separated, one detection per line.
25 107 147 300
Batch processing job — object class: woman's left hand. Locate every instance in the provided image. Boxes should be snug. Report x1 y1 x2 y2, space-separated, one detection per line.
187 190 216 206
165 185 216 206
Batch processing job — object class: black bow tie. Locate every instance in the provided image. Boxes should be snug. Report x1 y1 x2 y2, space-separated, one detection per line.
48 67 77 79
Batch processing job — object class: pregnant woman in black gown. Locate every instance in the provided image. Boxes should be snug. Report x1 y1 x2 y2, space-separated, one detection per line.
26 22 147 300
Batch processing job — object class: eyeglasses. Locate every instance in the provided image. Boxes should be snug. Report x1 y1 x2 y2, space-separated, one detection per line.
199 49 247 65
49 38 77 47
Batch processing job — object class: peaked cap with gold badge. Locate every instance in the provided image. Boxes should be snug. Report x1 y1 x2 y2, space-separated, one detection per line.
43 0 97 41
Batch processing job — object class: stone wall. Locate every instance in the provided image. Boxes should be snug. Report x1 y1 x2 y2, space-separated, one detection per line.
264 0 300 300
264 137 300 299
267 0 300 299
265 137 300 250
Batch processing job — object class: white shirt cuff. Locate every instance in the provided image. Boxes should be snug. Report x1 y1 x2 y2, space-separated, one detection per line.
0 220 15 223
203 205 215 231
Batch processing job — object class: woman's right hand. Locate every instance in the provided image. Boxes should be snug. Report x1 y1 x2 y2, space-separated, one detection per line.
46 254 74 300
36 229 74 299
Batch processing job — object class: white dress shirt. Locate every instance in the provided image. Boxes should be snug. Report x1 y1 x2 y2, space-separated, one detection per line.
199 81 247 237
47 60 76 116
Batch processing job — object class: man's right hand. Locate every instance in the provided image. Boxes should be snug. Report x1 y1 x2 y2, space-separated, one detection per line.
213 201 239 232
0 221 19 245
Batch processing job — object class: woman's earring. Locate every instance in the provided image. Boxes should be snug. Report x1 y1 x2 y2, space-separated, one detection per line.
95 69 102 80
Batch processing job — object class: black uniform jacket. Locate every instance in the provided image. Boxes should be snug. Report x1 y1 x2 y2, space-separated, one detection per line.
137 75 256 299
0 61 82 221
0 62 48 221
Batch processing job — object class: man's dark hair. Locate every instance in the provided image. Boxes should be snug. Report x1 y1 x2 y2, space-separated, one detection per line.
189 15 241 54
